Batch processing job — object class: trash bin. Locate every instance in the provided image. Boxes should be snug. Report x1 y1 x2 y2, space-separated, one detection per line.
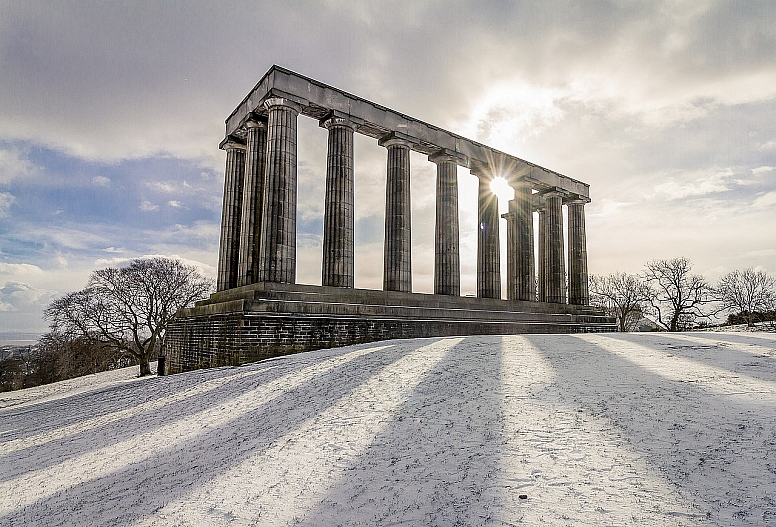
157 356 165 376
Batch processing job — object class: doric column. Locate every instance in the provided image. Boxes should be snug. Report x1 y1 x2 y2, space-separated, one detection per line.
475 168 500 299
514 182 535 301
321 117 355 288
379 135 412 292
237 119 268 287
567 199 589 305
430 151 460 296
543 189 567 304
258 97 301 284
537 204 547 302
502 204 517 300
216 140 246 291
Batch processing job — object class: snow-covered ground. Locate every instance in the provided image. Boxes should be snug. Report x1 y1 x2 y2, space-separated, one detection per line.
1 332 775 526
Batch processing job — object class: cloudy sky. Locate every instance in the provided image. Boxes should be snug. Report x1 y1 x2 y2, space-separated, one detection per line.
1 0 775 333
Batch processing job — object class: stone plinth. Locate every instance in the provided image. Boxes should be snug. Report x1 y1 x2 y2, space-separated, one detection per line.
165 282 617 374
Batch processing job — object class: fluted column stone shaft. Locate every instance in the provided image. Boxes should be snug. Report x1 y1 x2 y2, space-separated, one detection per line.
537 206 547 302
568 200 589 305
322 118 355 288
477 174 500 299
380 136 412 292
503 203 518 301
431 154 460 296
544 191 567 304
258 98 301 284
237 120 268 287
216 141 246 291
514 183 535 301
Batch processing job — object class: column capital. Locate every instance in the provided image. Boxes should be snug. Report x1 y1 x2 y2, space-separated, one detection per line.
244 118 267 131
538 186 570 199
321 116 356 131
220 139 246 151
263 97 302 114
428 149 465 165
565 196 591 205
469 160 494 179
378 132 413 149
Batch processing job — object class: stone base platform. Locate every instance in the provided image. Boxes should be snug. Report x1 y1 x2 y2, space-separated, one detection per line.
164 282 617 374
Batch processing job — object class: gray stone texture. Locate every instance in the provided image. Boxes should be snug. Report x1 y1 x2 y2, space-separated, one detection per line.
380 136 412 293
216 141 246 291
258 98 301 284
537 207 547 302
237 119 268 287
514 184 536 301
544 191 567 304
165 282 617 374
322 118 356 288
476 175 501 299
431 154 460 296
567 200 589 305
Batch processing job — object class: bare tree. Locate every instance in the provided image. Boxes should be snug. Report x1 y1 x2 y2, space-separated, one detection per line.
45 258 213 376
643 257 714 332
716 268 776 327
589 272 652 332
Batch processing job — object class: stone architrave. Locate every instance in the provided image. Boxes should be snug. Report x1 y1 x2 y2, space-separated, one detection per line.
237 119 268 287
258 97 301 284
544 189 567 304
430 151 460 296
567 199 589 305
475 168 500 299
379 134 413 293
322 117 356 288
216 140 246 291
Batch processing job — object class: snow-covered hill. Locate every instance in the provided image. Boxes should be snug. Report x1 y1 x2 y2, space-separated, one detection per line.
1 333 775 526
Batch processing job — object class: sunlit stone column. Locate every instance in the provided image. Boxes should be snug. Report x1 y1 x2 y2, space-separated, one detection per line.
503 203 517 300
237 119 268 287
379 135 412 292
216 140 246 291
258 97 301 284
321 117 355 288
514 182 535 301
537 204 547 302
430 151 460 296
475 168 500 299
567 199 589 305
544 189 567 304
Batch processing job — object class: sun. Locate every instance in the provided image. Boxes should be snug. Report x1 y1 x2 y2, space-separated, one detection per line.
489 176 514 201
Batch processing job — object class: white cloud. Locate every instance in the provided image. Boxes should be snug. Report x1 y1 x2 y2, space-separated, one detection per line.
146 181 178 193
92 175 110 187
167 200 183 208
0 281 53 312
139 200 159 212
753 191 776 209
0 147 36 184
0 191 15 217
652 169 735 200
752 166 775 175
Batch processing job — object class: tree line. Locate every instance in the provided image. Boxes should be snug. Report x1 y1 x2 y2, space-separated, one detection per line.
590 257 776 332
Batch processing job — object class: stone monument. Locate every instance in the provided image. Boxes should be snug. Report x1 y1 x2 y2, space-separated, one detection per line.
165 66 615 374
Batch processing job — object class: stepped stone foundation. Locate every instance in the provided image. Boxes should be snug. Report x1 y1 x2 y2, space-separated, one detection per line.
166 66 616 374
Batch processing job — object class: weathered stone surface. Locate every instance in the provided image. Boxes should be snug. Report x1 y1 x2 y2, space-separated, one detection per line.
537 205 547 302
514 183 535 301
165 282 617 374
237 119 267 287
380 135 412 293
476 174 500 299
322 118 355 288
216 141 245 291
258 98 300 284
568 200 589 305
431 152 460 296
543 190 567 304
